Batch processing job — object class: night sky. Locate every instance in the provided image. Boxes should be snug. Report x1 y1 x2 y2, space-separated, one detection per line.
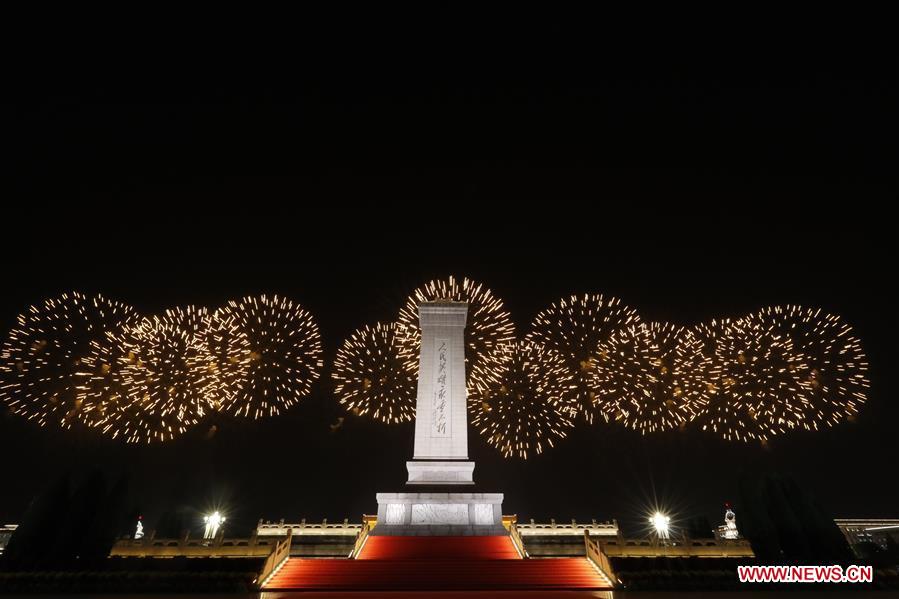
3 24 895 539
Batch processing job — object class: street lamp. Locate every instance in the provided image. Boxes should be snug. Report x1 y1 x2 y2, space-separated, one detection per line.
203 511 226 540
650 511 670 541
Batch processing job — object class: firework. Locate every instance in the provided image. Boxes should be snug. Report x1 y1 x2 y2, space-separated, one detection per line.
694 313 813 442
211 295 323 419
597 322 713 434
76 329 144 435
333 322 416 423
1 282 872 448
470 340 576 459
0 292 137 429
396 276 515 396
135 306 218 414
203 308 252 411
527 294 640 424
78 306 216 443
761 305 868 427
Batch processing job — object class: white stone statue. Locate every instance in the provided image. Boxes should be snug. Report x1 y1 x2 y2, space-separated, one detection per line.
134 518 144 540
724 506 739 539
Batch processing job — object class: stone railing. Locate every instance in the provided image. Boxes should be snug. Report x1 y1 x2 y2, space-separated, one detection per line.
350 518 373 558
256 530 292 588
596 536 754 558
110 530 279 558
516 519 619 537
509 524 529 558
584 531 617 587
256 518 363 537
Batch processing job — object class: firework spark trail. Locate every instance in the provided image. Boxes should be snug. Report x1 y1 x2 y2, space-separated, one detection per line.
0 292 137 429
204 307 252 412
0 285 871 449
693 312 812 443
212 295 323 420
470 340 577 459
692 307 868 443
527 294 641 424
761 305 868 428
78 306 216 443
396 276 515 398
597 322 713 434
333 322 416 423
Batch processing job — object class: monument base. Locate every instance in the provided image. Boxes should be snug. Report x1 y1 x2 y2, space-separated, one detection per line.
372 492 506 536
406 460 475 485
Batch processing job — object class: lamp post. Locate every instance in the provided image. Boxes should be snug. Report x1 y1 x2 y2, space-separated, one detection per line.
651 511 670 543
203 511 226 540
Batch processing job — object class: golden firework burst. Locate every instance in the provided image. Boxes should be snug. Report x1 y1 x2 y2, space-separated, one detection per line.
211 295 323 419
527 294 641 424
597 322 713 434
694 313 812 443
761 305 869 428
333 322 416 423
396 276 515 398
0 292 137 429
78 306 215 443
470 340 577 459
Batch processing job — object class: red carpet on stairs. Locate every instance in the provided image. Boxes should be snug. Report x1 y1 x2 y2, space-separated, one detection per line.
357 535 520 560
263 535 611 591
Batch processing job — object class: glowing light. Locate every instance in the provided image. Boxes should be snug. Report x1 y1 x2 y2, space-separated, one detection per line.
203 511 226 539
651 511 670 539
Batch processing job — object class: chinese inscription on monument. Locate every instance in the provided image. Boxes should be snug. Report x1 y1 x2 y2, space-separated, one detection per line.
432 337 450 437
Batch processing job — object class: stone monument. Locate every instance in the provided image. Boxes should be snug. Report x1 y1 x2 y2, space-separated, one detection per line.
373 302 506 535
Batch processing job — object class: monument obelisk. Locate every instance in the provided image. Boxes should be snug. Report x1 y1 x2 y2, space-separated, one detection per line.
373 301 505 535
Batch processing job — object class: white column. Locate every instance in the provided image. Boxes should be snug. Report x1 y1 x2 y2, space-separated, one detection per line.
406 302 474 484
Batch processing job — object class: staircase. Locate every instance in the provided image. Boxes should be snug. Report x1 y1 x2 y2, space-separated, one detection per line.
263 535 611 591
357 535 521 560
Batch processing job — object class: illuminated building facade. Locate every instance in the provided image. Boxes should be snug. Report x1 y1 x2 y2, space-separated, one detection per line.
835 519 899 553
0 524 18 555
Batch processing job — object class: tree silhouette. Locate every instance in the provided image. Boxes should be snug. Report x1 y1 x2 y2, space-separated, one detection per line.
1 475 70 570
739 471 852 563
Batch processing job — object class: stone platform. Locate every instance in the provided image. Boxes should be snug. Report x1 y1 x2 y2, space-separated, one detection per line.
372 492 506 536
406 460 475 485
